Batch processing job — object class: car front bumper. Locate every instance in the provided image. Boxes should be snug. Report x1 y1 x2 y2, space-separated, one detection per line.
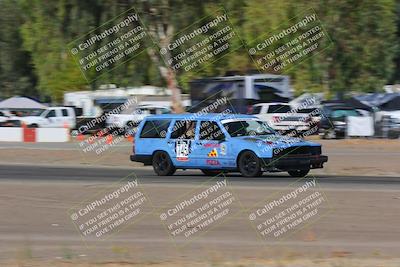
261 154 328 171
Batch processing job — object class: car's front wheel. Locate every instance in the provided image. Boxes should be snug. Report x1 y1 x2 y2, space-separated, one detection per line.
152 151 176 176
238 151 263 177
288 169 310 177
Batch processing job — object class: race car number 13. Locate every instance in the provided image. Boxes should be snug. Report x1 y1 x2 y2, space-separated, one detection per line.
176 140 190 161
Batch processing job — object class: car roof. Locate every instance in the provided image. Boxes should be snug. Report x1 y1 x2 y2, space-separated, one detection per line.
145 113 257 121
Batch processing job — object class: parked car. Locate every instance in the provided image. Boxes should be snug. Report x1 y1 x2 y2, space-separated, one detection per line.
319 104 361 139
250 103 313 135
0 110 21 127
130 113 328 177
16 107 76 128
375 112 400 139
297 107 322 128
106 104 171 133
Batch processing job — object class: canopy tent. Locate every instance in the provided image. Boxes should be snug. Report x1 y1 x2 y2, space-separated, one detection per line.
322 99 373 111
353 93 400 111
346 98 374 111
0 96 47 109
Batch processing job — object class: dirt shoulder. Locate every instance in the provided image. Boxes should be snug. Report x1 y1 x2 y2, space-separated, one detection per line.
2 258 400 267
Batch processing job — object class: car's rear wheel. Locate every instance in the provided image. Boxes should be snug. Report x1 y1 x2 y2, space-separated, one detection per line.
288 169 310 177
200 169 226 176
238 151 263 177
152 151 176 176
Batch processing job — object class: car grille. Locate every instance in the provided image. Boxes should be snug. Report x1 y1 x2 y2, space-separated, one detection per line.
278 116 305 122
273 146 321 157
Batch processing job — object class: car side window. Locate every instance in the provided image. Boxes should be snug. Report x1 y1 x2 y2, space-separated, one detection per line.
171 120 197 139
160 108 170 114
199 121 225 141
46 110 56 118
139 120 170 138
62 109 68 116
331 109 359 118
0 111 4 116
251 106 262 114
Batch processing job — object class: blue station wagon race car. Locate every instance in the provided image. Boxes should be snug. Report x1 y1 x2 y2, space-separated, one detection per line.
130 113 328 177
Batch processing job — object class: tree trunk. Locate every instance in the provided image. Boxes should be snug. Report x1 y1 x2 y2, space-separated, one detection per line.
142 0 184 113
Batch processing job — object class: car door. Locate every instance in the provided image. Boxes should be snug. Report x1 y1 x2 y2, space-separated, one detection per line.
167 119 198 168
54 109 65 127
193 120 231 169
61 108 75 128
42 109 58 127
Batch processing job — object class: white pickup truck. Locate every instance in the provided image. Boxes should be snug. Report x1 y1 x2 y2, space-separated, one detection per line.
106 104 171 131
17 107 76 128
250 103 312 134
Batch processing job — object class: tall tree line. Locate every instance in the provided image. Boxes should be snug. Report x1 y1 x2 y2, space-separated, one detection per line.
0 0 398 102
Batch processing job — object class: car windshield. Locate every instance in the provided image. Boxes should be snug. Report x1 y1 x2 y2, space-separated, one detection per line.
222 120 275 137
39 109 49 117
30 109 45 116
268 105 291 113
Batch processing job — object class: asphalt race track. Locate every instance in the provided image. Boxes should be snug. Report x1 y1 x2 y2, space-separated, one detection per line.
1 164 400 185
0 164 399 262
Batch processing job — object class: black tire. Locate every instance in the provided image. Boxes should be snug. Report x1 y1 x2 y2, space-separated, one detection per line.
152 151 176 176
238 151 263 177
200 169 226 176
323 128 336 139
29 124 39 128
288 169 310 177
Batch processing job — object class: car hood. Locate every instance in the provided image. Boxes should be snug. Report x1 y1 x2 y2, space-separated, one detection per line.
379 110 400 119
233 135 318 147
